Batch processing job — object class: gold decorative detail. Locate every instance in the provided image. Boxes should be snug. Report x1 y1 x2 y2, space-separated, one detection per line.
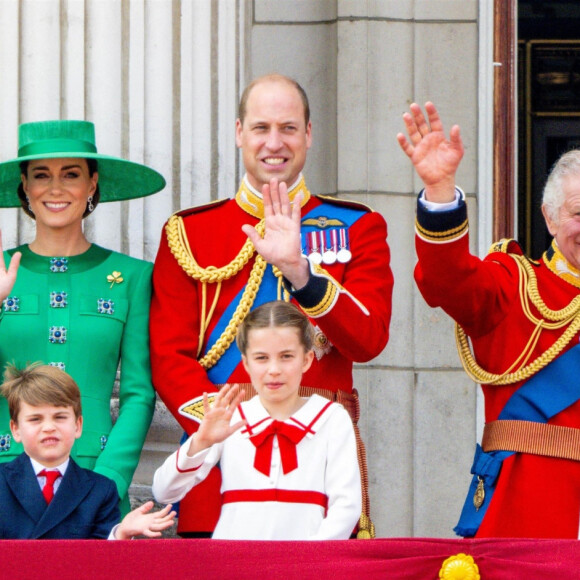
235 176 311 219
302 216 344 229
271 264 289 301
106 271 123 288
179 393 217 422
299 264 339 318
473 476 485 510
312 326 332 360
456 253 580 385
314 329 328 348
488 238 514 254
166 215 263 284
439 554 480 580
416 217 468 243
545 239 580 289
198 255 267 369
166 215 268 369
356 512 375 539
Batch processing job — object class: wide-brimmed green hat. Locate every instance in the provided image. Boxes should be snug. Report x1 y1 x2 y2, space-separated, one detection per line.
0 120 166 207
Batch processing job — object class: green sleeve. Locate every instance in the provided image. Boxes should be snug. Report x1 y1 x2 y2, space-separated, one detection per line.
92 260 156 499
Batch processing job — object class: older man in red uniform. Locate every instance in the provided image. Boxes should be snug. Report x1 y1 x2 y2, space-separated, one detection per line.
398 102 580 538
150 74 393 536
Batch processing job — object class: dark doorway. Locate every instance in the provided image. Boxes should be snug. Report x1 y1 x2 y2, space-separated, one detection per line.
518 1 580 258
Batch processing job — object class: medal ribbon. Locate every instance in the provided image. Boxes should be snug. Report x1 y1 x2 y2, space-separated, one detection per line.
329 229 338 253
307 231 321 254
250 420 308 476
338 228 349 251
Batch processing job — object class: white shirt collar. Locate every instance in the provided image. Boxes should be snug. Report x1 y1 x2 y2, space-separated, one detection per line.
30 455 69 477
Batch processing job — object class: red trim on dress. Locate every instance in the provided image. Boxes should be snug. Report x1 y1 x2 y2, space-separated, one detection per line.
241 408 270 436
289 400 333 434
222 489 328 508
175 447 204 473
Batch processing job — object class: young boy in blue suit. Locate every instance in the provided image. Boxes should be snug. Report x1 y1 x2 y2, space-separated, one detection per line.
0 363 175 539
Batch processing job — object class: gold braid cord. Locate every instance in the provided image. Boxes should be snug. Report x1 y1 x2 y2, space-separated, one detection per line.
166 214 267 369
198 256 266 369
166 214 264 282
353 420 375 538
456 254 580 385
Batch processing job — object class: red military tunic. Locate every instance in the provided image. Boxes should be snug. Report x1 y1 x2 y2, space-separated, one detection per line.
150 176 393 533
415 192 580 539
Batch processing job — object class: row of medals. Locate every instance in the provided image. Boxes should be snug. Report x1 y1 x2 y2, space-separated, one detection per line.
302 229 352 265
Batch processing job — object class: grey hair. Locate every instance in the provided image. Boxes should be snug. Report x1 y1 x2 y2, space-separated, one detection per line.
542 149 580 224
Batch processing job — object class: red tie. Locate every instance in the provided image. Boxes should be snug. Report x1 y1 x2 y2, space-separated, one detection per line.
39 469 61 504
250 420 308 476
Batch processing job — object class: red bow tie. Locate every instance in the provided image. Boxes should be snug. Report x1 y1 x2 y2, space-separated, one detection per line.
250 420 308 476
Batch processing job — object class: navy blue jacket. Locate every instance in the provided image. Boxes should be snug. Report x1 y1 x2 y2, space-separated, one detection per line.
0 453 120 539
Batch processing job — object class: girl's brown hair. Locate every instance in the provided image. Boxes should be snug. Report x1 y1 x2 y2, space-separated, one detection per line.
236 301 313 355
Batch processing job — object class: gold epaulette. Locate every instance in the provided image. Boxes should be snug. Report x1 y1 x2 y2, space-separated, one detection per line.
487 238 523 256
170 198 230 219
315 194 373 213
487 238 540 266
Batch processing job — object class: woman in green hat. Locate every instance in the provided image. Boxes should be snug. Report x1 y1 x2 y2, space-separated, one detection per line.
0 120 166 514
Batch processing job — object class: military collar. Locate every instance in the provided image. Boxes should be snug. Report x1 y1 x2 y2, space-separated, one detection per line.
235 174 311 219
544 239 580 289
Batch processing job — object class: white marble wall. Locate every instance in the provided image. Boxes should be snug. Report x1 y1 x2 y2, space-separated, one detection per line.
0 0 485 538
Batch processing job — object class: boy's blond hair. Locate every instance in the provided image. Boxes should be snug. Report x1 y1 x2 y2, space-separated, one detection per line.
1 363 82 422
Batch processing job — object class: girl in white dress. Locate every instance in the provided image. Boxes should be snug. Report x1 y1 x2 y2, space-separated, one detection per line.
153 300 361 540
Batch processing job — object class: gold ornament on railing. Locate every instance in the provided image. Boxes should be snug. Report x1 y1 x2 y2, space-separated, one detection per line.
439 553 480 580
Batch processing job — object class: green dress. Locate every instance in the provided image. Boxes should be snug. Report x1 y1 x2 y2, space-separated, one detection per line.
0 244 155 513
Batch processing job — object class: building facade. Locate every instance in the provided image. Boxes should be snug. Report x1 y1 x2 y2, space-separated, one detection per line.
0 0 488 537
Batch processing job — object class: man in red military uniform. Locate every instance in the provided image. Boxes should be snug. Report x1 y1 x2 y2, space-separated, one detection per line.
150 74 393 536
398 101 580 538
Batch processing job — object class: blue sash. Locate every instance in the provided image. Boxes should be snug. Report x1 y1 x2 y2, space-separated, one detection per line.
454 342 580 537
206 265 278 383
